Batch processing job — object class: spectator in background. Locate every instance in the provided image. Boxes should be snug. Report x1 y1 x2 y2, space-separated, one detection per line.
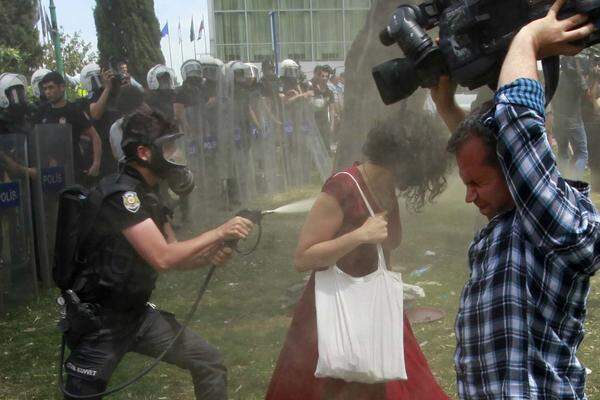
34 72 102 186
83 63 128 176
310 65 336 151
109 86 151 165
114 59 144 90
552 57 589 178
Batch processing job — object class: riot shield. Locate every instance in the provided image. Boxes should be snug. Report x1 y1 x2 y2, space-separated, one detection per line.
299 100 333 182
31 124 75 287
255 96 286 194
0 133 37 313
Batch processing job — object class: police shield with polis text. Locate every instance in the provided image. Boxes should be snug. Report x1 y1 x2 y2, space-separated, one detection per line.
31 123 75 287
0 133 37 313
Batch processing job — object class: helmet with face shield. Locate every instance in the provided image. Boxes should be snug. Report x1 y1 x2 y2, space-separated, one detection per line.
80 63 103 92
31 68 52 99
121 111 194 195
231 61 260 87
197 54 224 82
147 64 177 90
181 59 203 81
0 73 28 109
279 59 300 81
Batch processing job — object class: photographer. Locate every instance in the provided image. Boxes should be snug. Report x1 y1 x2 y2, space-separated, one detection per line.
62 110 254 399
431 1 599 398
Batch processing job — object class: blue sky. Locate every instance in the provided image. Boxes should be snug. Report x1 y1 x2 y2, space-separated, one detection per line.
42 0 211 80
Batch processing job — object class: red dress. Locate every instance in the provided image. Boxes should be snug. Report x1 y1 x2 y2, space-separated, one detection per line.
265 165 450 400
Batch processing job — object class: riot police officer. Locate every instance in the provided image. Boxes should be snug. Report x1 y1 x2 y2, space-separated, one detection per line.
146 64 178 120
61 110 254 399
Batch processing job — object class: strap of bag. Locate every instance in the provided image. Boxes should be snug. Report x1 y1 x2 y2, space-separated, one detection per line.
335 171 375 217
334 171 387 270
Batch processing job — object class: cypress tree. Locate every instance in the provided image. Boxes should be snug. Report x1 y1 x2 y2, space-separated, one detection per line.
0 0 43 75
94 0 165 85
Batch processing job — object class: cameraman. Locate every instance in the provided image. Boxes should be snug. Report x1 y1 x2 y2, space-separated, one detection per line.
62 110 254 399
431 1 599 398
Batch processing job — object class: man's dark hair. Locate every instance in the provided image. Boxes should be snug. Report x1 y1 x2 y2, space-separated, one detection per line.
313 65 322 75
121 110 176 158
447 101 498 166
40 71 65 86
116 86 145 114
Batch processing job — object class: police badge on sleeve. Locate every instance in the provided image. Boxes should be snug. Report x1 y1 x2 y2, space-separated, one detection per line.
122 191 141 213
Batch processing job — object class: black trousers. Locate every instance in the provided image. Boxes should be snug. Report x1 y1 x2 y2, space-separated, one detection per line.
63 305 227 399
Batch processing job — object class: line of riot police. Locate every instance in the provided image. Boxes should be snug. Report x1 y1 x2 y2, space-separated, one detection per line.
0 56 334 311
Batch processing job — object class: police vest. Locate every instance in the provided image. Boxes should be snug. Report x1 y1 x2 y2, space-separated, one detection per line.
74 170 166 312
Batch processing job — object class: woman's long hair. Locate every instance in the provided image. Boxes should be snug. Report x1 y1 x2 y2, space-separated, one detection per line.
362 110 452 211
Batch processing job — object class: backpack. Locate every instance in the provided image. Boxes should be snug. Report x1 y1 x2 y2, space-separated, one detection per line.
53 175 140 291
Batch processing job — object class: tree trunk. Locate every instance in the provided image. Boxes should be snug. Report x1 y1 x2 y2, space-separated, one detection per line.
335 0 428 170
94 0 165 85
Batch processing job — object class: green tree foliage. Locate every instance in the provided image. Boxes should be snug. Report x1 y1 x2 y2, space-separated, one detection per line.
0 46 29 75
0 0 43 75
42 31 97 77
94 0 165 84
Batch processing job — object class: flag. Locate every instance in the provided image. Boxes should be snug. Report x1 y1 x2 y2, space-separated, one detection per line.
198 19 204 40
190 17 195 42
161 21 169 38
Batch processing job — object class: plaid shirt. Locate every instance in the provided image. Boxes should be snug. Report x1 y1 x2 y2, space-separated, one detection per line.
455 78 600 400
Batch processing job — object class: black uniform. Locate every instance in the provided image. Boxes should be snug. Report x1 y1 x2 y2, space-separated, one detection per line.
63 165 227 400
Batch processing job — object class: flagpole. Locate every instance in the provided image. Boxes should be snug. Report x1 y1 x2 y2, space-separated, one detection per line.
179 19 184 64
203 16 208 55
193 38 197 60
49 0 64 77
168 29 173 69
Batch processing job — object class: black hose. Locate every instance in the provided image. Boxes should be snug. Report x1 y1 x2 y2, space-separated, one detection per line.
58 265 218 399
57 212 264 398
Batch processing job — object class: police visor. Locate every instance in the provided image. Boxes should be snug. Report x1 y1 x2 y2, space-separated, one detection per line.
154 133 188 167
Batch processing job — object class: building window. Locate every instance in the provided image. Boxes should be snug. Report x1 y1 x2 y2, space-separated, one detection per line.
279 0 310 9
344 10 368 41
280 43 312 61
215 12 247 45
313 0 343 9
278 11 311 44
246 0 277 10
313 11 343 43
214 0 245 11
249 44 275 62
315 42 344 60
216 44 248 61
344 0 371 8
247 12 273 44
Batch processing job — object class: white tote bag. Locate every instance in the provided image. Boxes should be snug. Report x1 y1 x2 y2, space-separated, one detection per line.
314 172 407 383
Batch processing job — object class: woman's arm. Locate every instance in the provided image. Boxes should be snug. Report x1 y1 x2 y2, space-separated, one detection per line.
294 192 388 272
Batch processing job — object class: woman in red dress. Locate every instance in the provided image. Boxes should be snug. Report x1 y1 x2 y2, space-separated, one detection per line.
266 116 452 400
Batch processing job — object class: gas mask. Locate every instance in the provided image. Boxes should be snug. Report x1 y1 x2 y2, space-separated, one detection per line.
123 130 195 196
151 134 195 196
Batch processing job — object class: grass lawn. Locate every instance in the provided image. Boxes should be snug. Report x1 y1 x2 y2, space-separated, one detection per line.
1 177 599 399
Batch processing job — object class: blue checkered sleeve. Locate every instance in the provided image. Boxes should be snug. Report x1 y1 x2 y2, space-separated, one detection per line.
493 78 600 275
